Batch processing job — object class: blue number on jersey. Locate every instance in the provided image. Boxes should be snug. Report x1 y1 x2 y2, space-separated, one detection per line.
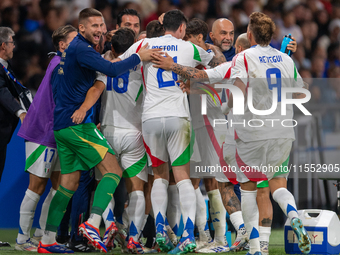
106 71 129 93
266 68 281 102
157 56 178 88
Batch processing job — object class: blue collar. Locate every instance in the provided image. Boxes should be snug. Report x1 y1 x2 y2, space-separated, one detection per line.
77 33 94 47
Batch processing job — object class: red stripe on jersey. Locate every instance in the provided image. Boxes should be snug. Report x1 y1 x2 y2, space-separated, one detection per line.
203 116 237 184
203 115 222 155
142 139 165 167
141 66 146 90
234 130 239 140
235 149 267 182
220 143 238 184
226 88 230 99
224 66 232 80
243 54 248 73
243 53 250 92
136 40 144 53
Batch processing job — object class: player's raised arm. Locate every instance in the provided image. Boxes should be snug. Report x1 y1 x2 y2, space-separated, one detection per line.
152 52 209 80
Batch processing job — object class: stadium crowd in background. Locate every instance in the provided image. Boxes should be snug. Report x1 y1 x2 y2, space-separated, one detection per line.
0 0 339 254
0 0 339 131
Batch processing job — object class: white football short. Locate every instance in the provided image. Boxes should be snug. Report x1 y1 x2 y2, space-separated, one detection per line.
215 143 238 184
25 141 60 178
235 138 293 183
142 117 191 167
95 126 148 182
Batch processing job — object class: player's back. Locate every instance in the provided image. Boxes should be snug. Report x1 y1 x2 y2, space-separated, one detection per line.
230 45 304 142
100 65 143 131
141 35 212 121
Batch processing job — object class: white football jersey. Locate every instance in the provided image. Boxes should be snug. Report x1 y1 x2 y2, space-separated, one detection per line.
205 61 235 144
120 35 213 122
228 45 304 142
98 62 143 131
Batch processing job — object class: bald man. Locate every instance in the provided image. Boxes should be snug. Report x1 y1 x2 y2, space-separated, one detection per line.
206 18 235 61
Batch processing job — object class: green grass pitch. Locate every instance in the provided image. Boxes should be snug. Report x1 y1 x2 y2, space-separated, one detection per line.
0 228 287 254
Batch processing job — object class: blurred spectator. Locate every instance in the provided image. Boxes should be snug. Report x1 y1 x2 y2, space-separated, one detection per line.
328 18 340 43
0 0 338 131
144 0 175 29
191 0 209 21
293 46 312 70
278 10 303 44
323 42 340 77
311 55 326 78
315 9 330 38
301 21 318 59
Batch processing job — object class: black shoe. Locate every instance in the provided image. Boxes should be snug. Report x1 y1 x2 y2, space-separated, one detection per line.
66 239 95 252
56 235 70 245
0 241 10 247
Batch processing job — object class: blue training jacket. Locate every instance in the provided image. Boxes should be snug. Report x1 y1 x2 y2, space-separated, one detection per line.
52 33 141 131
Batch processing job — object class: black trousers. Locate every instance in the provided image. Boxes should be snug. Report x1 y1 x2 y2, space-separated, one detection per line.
0 146 7 182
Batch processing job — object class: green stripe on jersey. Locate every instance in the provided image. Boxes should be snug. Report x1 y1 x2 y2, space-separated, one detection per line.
191 43 201 62
135 84 143 102
294 63 297 81
25 144 47 171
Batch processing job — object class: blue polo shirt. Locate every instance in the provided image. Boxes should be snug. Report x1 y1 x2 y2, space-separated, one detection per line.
52 33 141 130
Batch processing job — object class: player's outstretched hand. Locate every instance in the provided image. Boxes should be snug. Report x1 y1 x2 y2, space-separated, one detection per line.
152 52 174 70
71 108 86 124
138 43 162 61
286 36 297 53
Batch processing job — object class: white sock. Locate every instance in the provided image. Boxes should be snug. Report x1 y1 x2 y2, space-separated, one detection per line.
207 189 226 243
229 211 245 231
241 188 260 254
87 213 102 229
17 189 41 243
102 198 115 229
167 184 181 235
259 226 271 243
34 188 56 238
127 190 145 241
41 230 56 245
123 208 129 230
176 179 196 237
272 188 299 220
195 187 207 240
151 178 169 233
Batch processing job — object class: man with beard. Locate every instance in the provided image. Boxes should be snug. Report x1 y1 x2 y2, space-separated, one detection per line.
206 19 235 61
37 8 158 254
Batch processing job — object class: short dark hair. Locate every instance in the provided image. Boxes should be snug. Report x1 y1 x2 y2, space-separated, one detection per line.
79 8 103 25
163 9 187 32
185 18 208 40
146 20 165 38
249 12 275 46
111 27 135 54
52 25 77 51
117 9 141 27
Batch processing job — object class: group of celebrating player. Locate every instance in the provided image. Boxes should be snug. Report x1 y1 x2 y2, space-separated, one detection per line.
13 6 312 255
